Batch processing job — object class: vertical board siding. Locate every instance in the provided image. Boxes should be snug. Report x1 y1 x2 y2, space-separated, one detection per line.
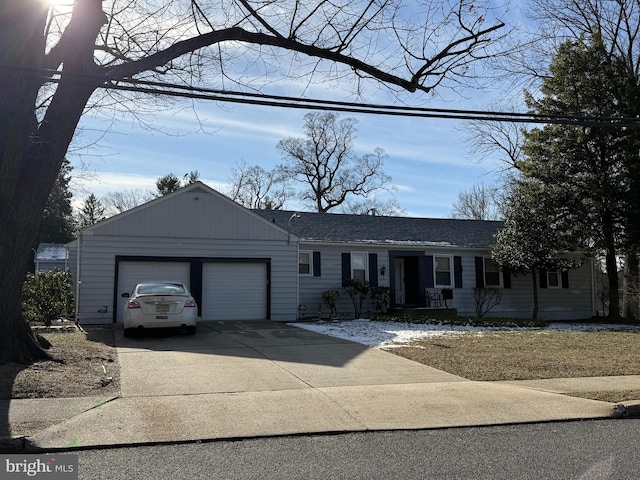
91 190 289 241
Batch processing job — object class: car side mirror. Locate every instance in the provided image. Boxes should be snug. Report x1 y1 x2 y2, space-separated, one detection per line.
121 292 130 298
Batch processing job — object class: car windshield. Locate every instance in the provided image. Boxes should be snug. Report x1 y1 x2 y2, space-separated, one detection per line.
135 283 187 296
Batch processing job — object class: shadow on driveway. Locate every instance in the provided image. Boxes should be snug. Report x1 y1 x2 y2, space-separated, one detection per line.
115 320 379 368
113 320 464 398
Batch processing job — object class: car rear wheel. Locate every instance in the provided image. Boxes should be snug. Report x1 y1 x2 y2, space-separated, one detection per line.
186 325 196 335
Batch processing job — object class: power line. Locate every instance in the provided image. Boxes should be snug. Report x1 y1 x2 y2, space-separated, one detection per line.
5 63 640 127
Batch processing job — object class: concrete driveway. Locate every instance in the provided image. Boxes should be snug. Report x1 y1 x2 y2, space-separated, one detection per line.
30 321 620 450
116 321 466 397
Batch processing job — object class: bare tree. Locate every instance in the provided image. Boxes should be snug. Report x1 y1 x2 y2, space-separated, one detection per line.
530 0 640 82
451 183 501 220
464 116 526 171
102 189 152 216
278 112 396 213
228 162 290 210
343 197 405 217
0 0 508 362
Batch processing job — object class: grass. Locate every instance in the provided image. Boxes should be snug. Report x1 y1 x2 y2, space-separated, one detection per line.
0 327 120 400
389 330 640 381
388 329 640 403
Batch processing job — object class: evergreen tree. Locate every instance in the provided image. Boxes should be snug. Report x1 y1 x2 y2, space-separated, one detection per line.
37 159 75 244
155 171 200 196
155 173 182 196
520 36 639 320
492 180 580 320
77 193 106 228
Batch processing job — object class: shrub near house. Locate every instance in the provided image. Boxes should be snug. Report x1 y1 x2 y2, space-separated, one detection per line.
22 269 74 324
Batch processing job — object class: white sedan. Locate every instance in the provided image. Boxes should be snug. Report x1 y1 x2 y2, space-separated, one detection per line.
123 282 197 337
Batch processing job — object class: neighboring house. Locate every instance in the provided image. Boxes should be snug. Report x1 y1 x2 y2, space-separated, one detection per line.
67 182 594 324
34 243 69 272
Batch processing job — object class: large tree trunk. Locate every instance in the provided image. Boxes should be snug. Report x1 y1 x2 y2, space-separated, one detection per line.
0 0 105 364
602 211 621 321
622 252 639 321
531 269 539 321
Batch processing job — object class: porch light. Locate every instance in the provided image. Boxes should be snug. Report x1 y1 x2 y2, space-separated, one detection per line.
380 264 386 276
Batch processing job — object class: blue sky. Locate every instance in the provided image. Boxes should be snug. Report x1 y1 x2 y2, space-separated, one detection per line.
71 94 505 218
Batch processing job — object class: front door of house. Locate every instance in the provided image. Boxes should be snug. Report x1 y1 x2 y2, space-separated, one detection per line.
394 258 405 304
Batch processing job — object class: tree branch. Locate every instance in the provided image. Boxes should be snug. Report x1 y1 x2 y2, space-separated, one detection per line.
106 27 433 93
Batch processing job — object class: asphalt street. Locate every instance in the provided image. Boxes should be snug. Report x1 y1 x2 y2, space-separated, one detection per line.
66 419 640 480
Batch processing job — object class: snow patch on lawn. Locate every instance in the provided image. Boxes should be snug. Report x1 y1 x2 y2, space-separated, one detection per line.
289 319 640 349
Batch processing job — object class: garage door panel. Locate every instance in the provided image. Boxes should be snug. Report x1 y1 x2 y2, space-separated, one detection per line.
202 263 267 321
117 261 191 323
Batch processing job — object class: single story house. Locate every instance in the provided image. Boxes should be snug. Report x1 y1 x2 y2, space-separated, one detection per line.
67 182 595 324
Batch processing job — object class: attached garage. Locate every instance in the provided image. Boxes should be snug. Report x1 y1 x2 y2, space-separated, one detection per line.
67 183 299 325
201 262 268 321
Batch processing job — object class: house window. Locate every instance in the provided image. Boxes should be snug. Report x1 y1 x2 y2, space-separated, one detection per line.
351 252 368 280
434 256 452 287
547 270 561 288
484 258 501 287
299 251 312 275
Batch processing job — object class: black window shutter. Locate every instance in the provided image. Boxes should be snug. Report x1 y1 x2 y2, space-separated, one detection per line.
540 269 548 289
454 256 463 288
424 255 434 289
368 253 378 287
313 251 321 277
561 271 569 289
475 257 485 288
341 253 351 285
503 266 512 289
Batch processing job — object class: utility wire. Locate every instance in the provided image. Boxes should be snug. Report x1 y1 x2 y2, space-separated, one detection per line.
5 64 640 127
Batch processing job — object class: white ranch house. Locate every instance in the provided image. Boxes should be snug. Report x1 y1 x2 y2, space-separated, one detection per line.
67 182 595 324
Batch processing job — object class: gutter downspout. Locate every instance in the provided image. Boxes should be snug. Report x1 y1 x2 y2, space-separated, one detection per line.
75 232 82 325
591 256 597 317
296 238 300 320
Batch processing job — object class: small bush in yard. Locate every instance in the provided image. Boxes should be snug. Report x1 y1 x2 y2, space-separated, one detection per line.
22 269 74 324
370 286 390 314
343 278 369 319
322 290 340 318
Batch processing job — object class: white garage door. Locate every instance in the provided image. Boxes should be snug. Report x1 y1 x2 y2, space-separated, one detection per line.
116 261 191 323
202 263 267 321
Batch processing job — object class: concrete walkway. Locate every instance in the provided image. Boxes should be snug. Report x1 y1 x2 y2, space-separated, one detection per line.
5 321 637 451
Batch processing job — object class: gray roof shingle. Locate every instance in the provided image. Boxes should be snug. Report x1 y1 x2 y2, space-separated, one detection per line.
254 210 501 248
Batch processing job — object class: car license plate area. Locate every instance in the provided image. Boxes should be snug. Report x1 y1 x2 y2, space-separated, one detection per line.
156 315 168 319
156 303 170 313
